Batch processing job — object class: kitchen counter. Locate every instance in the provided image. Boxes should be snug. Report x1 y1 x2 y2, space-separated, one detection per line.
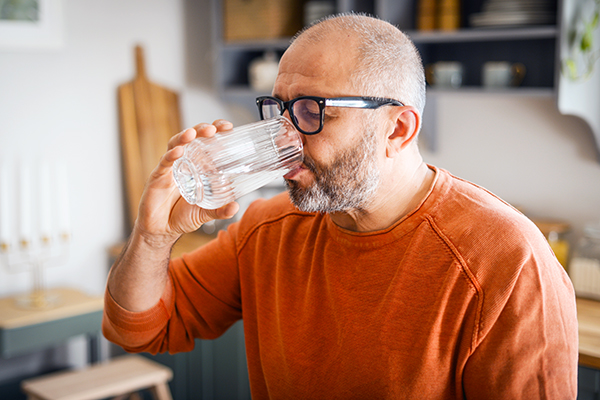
578 297 600 368
0 287 103 360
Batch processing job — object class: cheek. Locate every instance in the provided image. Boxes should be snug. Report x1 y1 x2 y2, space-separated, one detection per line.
302 134 334 164
303 113 365 163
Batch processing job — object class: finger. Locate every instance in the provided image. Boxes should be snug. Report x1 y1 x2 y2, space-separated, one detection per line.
167 128 196 151
154 146 184 175
216 202 240 219
213 119 233 132
192 122 218 138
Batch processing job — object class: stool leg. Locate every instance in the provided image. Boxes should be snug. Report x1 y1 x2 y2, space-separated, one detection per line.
150 382 173 400
112 392 141 400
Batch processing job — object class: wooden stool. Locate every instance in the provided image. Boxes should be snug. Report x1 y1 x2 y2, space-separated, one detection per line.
21 355 173 400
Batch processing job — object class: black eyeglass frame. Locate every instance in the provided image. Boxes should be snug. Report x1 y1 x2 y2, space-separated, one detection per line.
256 95 405 135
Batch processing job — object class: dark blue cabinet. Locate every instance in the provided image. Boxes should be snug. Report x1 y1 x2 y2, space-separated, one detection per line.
579 365 600 400
142 320 250 400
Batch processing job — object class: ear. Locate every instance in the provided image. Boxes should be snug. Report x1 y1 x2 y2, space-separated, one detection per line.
385 106 421 158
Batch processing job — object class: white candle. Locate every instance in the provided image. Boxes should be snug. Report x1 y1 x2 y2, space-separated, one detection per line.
56 162 70 238
0 163 11 246
38 161 52 241
19 162 33 243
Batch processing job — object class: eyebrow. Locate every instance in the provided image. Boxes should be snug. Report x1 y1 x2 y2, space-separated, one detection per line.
271 94 310 102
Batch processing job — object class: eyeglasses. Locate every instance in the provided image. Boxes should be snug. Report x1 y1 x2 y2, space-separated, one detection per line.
256 95 404 135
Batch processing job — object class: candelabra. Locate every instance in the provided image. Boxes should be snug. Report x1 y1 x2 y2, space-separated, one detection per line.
1 233 70 309
0 160 71 309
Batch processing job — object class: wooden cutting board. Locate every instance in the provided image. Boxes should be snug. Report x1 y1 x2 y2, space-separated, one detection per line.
118 45 182 228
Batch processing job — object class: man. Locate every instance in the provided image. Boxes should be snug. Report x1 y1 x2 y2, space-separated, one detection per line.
103 14 578 399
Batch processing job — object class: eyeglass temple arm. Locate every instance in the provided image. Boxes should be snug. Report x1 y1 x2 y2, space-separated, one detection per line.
325 97 403 108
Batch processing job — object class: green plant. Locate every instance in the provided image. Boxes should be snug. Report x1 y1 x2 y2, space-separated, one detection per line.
0 0 38 22
562 0 600 81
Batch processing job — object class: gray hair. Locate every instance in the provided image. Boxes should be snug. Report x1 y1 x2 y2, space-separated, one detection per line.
291 13 426 119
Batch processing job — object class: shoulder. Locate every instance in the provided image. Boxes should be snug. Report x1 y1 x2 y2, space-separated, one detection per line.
429 169 546 262
428 168 573 340
427 168 557 295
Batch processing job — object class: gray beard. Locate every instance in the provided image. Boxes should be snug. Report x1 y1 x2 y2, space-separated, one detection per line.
286 127 381 213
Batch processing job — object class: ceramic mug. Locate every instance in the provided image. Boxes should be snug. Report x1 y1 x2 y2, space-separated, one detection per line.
426 62 464 88
482 62 526 88
248 52 280 92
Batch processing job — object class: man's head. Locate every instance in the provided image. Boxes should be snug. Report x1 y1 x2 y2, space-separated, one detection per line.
270 13 426 214
290 14 426 117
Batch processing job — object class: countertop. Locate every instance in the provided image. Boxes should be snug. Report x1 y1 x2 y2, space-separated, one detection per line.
578 297 600 368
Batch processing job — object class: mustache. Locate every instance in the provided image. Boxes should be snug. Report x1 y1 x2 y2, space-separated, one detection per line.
302 155 319 175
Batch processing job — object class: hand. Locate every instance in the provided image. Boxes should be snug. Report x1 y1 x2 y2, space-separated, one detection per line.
134 119 240 246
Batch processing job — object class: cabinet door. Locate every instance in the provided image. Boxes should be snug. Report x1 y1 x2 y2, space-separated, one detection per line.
579 365 600 400
144 320 250 400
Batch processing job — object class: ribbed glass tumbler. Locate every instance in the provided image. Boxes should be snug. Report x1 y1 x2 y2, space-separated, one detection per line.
172 116 303 209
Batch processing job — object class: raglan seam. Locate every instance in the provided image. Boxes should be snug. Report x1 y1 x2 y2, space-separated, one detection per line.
426 215 484 352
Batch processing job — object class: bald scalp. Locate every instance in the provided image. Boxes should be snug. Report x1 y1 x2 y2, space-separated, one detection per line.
289 13 426 118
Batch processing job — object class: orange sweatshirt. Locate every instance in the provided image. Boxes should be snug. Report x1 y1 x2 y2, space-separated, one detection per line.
103 166 578 399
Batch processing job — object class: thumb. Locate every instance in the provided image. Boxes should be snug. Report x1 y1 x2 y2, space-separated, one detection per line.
199 202 240 224
215 202 240 220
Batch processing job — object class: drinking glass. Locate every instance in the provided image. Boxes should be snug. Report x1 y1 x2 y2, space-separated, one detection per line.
173 116 303 209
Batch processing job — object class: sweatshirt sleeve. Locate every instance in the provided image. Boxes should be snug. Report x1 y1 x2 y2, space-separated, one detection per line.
102 223 244 355
462 251 578 399
102 278 174 353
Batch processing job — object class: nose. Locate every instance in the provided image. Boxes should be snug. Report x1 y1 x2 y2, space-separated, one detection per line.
282 108 292 120
281 109 298 131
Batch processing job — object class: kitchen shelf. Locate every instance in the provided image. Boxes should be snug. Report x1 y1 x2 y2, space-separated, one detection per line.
426 87 555 97
417 36 557 89
222 38 292 52
408 26 558 43
213 1 560 102
219 26 559 54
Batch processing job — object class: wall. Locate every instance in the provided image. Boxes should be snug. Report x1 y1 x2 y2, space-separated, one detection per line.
0 0 177 297
0 0 253 386
422 92 600 243
0 0 254 299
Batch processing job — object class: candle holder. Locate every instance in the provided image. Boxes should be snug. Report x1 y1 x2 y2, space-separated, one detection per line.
1 160 72 310
0 232 70 310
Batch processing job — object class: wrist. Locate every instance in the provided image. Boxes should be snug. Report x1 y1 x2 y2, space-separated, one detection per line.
132 222 181 251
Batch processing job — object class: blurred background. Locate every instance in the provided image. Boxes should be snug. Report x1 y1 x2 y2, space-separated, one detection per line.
1 0 599 398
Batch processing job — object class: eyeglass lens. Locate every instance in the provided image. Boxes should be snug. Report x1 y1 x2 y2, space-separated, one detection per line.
261 98 322 134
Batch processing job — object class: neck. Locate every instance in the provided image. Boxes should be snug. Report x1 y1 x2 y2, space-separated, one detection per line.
329 161 435 232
